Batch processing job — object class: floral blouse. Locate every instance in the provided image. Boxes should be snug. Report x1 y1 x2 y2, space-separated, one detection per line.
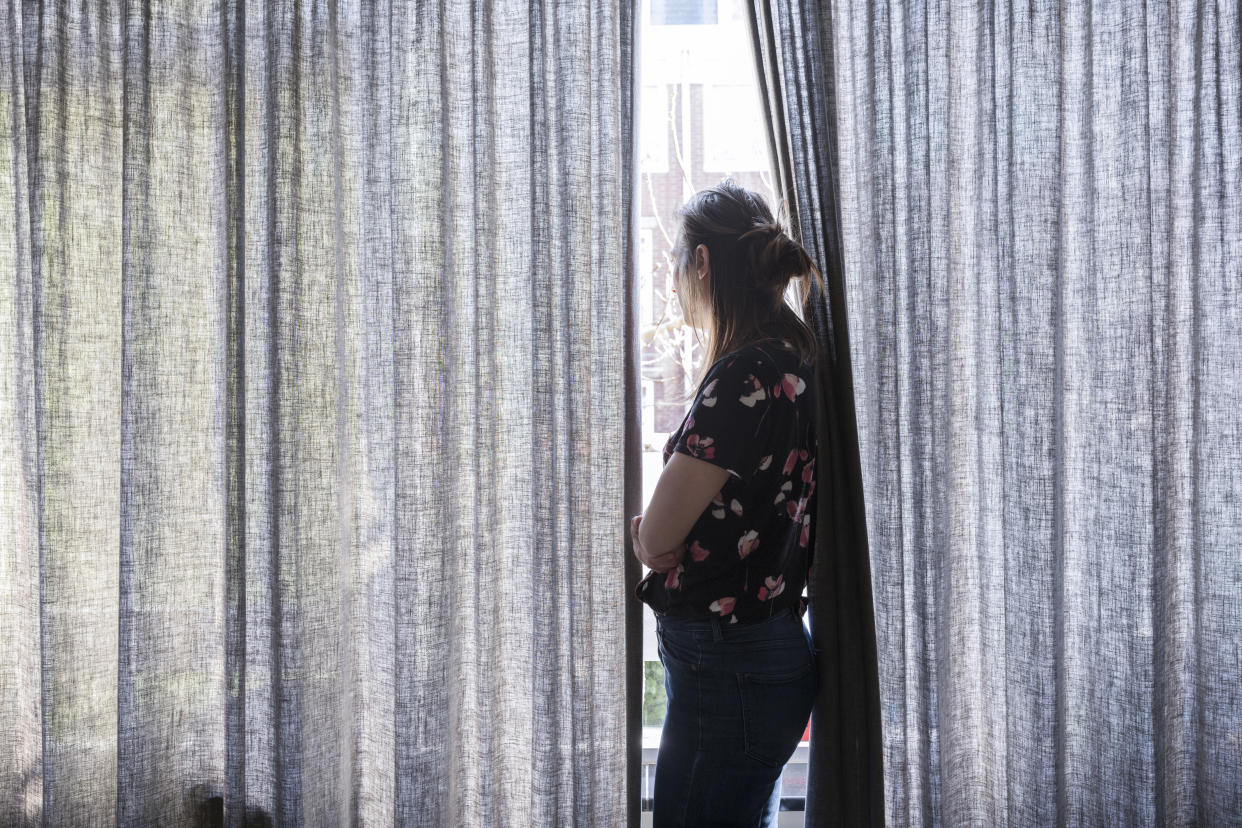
635 340 817 624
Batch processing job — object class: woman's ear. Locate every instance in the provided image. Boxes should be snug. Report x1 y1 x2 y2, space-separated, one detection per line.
695 243 711 280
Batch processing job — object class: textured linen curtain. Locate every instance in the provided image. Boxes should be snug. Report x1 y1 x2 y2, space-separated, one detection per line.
0 1 636 825
753 0 1242 825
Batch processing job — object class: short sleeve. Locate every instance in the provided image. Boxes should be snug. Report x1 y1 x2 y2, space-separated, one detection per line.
671 350 777 480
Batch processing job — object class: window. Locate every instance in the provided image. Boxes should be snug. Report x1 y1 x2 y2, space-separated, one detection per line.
650 0 718 26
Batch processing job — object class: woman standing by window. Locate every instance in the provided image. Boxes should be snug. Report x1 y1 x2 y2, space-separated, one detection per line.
633 179 823 827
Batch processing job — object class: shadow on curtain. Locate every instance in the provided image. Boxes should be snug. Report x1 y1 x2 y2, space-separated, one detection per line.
0 1 636 825
750 0 1242 825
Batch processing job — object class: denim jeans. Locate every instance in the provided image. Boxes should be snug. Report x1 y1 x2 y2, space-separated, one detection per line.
652 607 817 828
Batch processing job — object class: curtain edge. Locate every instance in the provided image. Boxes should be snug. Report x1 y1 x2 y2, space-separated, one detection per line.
623 2 644 827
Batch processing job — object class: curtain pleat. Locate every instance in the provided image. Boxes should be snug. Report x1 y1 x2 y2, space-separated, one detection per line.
755 0 1242 825
2 0 42 822
0 1 635 825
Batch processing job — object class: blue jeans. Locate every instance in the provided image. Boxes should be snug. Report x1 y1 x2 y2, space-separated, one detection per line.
653 607 817 828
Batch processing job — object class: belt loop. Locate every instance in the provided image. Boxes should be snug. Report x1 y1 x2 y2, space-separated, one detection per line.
710 614 724 642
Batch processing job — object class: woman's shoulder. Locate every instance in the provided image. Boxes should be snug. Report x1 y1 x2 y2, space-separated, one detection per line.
702 345 778 390
715 339 808 379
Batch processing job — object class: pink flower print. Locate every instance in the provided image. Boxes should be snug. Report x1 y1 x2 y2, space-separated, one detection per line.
773 372 807 400
739 374 768 408
730 498 743 516
665 563 684 589
701 379 719 407
685 433 715 460
737 529 760 559
757 454 772 471
802 458 816 483
774 480 793 505
786 497 806 522
799 514 811 547
799 449 809 461
782 449 799 475
710 492 726 519
758 575 785 601
686 415 695 431
709 596 737 616
690 541 711 562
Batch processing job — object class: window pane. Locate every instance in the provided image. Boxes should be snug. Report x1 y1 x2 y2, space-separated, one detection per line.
641 87 671 174
702 84 769 173
650 0 718 26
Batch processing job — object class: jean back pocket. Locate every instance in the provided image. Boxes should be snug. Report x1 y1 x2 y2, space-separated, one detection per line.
736 660 816 768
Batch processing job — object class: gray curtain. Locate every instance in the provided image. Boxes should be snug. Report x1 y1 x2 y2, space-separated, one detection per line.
0 1 636 825
754 0 1242 825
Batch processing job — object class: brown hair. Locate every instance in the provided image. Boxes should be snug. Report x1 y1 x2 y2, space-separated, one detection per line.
672 179 825 385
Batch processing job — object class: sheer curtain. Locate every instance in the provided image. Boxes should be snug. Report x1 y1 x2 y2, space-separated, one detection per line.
0 1 635 825
753 0 1242 825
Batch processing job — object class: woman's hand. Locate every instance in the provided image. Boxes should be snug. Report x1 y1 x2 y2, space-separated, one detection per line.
631 515 685 573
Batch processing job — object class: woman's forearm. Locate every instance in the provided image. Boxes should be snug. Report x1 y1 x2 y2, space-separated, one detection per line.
638 452 731 556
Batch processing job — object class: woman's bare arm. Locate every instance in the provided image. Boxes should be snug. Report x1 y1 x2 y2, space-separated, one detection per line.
632 452 731 572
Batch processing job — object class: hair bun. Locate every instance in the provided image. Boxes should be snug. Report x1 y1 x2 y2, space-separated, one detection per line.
739 221 812 291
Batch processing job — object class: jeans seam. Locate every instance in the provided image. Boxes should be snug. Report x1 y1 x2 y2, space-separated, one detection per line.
673 742 702 826
671 648 704 827
694 643 703 751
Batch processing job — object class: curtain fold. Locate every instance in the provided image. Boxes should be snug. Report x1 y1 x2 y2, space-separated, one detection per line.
0 1 635 825
756 0 1242 825
747 2 885 826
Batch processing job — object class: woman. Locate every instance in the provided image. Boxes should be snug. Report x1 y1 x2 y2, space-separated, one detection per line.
632 179 823 827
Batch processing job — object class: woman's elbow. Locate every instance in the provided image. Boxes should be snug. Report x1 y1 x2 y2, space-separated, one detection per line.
637 516 686 557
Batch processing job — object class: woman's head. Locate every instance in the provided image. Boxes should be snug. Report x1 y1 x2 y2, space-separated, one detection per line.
671 179 824 377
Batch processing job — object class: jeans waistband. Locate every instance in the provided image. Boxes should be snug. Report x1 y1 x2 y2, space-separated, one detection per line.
656 606 796 642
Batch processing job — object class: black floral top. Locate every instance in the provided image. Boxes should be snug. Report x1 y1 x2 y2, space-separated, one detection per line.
635 340 817 624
